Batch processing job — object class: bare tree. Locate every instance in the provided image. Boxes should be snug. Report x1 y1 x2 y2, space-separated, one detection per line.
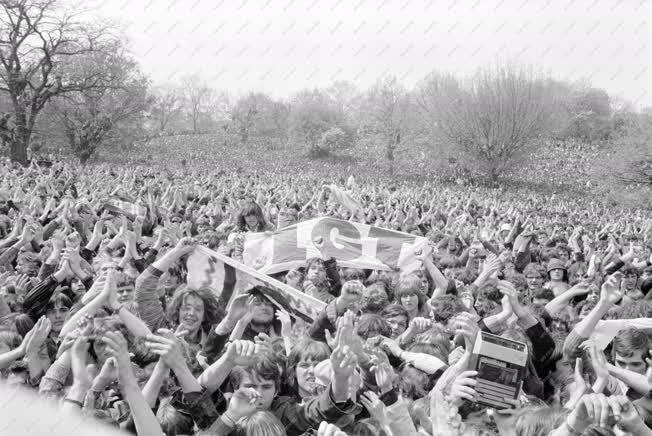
0 0 119 164
50 47 150 164
229 93 259 145
181 74 213 133
228 92 290 145
151 85 182 133
417 66 555 183
361 77 410 176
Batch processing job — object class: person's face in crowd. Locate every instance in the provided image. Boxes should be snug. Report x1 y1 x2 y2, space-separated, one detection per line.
159 272 181 294
525 273 543 291
238 373 276 410
503 261 516 276
277 208 298 228
70 280 86 299
622 273 638 292
244 214 259 230
415 271 429 293
16 255 39 278
46 303 69 334
197 222 212 234
306 262 327 284
116 283 135 306
179 294 205 334
615 349 647 375
386 314 408 338
549 268 564 281
251 297 275 324
558 251 570 263
401 293 419 314
551 319 568 333
642 268 652 281
92 335 112 364
538 232 549 245
586 286 599 304
295 358 324 398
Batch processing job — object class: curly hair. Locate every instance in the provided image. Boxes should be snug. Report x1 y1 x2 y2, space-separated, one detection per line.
166 286 224 334
235 200 268 232
429 294 466 323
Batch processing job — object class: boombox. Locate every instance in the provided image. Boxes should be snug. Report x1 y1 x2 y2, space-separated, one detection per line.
469 331 528 409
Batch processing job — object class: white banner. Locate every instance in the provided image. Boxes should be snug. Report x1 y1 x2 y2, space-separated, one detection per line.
241 217 428 275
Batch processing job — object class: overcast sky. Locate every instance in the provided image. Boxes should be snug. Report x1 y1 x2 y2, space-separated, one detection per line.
89 0 650 108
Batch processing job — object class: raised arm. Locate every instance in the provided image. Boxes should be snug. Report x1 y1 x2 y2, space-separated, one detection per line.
104 331 164 436
563 274 623 360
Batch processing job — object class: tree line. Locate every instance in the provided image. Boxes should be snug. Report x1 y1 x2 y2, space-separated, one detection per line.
1 0 650 187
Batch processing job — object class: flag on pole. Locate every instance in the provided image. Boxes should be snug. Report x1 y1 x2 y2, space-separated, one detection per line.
187 246 326 322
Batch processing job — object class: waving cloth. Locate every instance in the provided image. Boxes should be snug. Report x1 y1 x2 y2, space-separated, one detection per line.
241 217 429 275
187 246 326 322
327 184 362 216
102 195 146 220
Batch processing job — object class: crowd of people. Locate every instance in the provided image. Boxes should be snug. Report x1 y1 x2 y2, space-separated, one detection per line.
0 157 652 436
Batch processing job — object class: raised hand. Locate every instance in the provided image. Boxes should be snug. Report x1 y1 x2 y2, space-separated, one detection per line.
92 356 119 391
316 422 347 436
566 393 615 431
303 280 319 297
379 336 402 357
224 340 260 366
600 273 624 305
21 316 51 356
449 370 478 406
275 309 292 336
174 237 197 255
226 387 262 421
330 345 356 379
580 340 610 386
102 331 133 385
608 395 650 434
453 312 480 350
145 329 187 370
370 360 396 395
497 280 528 318
70 336 92 388
480 253 502 277
409 316 433 335
224 294 256 323
359 391 390 426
